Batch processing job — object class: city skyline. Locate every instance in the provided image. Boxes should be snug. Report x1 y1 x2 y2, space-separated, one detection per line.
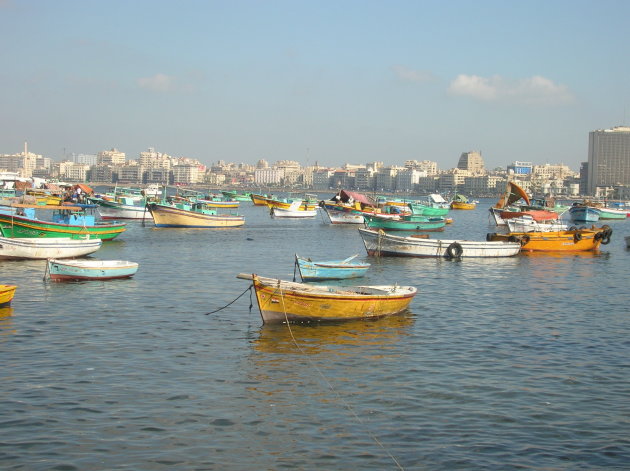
2 0 629 170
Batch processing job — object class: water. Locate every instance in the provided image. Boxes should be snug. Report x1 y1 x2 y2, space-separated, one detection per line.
1 199 629 470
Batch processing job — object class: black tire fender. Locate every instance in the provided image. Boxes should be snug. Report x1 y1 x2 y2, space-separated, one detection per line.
446 242 463 259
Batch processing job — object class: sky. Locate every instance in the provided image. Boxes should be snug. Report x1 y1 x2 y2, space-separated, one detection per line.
1 0 629 171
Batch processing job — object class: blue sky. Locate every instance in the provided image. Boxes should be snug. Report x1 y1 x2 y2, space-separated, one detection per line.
1 0 629 170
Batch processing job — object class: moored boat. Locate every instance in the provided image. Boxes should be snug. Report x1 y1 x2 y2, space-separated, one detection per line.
0 284 17 307
450 194 476 210
237 273 417 323
487 226 612 252
0 204 126 240
0 236 102 260
271 201 318 218
363 213 446 232
506 215 569 233
295 254 370 281
568 205 601 223
358 228 521 258
46 259 139 281
490 182 558 225
146 202 244 228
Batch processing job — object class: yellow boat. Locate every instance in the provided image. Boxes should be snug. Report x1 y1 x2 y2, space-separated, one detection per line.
0 285 17 307
237 273 417 323
147 202 245 228
250 193 274 206
487 226 612 252
265 197 318 212
450 201 476 210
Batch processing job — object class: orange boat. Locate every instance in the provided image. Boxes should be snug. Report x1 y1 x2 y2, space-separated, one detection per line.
487 226 612 252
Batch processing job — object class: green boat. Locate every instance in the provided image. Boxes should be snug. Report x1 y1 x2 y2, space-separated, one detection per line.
0 205 126 240
363 214 446 231
407 202 450 217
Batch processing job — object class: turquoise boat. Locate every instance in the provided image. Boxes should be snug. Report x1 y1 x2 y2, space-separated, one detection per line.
363 214 446 231
568 205 600 223
47 259 139 281
295 254 370 281
407 202 449 217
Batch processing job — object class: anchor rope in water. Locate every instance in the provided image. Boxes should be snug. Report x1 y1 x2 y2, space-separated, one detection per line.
205 285 253 315
275 282 405 471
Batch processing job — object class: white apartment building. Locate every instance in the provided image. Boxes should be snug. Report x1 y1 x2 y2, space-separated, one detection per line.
97 148 126 166
172 165 200 184
254 168 283 186
396 168 427 192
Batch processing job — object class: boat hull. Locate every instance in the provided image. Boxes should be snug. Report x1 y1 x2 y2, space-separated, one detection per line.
487 227 610 252
359 228 521 258
0 213 126 240
95 200 153 220
569 207 600 223
0 285 17 307
47 259 139 281
450 202 476 210
364 215 446 232
271 207 318 218
0 236 102 260
247 275 416 323
147 204 244 228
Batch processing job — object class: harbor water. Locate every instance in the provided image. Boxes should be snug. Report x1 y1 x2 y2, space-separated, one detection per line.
1 199 629 470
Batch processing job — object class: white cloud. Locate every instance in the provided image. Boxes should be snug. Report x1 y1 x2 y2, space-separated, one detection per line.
392 65 434 83
137 73 175 92
448 74 574 105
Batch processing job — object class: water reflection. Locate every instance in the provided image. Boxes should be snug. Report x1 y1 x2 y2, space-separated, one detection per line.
0 307 15 336
251 312 415 355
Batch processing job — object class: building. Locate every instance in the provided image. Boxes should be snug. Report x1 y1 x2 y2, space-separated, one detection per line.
97 148 126 166
457 151 485 174
507 161 533 175
587 126 630 196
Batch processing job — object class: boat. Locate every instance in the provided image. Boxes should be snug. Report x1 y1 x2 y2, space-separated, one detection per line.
450 194 476 210
358 228 521 258
597 207 628 220
0 236 102 260
0 284 16 307
408 194 451 216
271 201 318 218
90 195 153 220
221 190 251 202
265 195 318 212
487 225 612 252
236 273 417 323
490 182 558 225
0 204 126 240
46 259 139 281
146 201 245 228
295 254 370 281
506 215 569 233
250 193 276 206
363 213 446 232
568 204 601 223
320 190 388 224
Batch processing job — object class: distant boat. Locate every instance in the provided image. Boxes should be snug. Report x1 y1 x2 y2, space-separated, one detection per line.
46 259 139 281
146 202 245 228
0 284 17 307
358 228 521 258
490 182 558 225
271 201 318 218
90 196 153 220
568 205 601 223
236 273 417 323
450 194 476 210
295 254 370 281
506 215 568 233
0 236 102 260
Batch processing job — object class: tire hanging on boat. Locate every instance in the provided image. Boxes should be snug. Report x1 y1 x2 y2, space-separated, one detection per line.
573 232 582 243
520 235 530 246
446 242 463 259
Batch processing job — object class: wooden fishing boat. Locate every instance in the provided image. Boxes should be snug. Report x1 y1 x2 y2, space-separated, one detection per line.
221 190 251 201
196 196 240 209
407 202 450 216
237 273 417 323
450 194 476 210
597 207 627 220
320 190 390 224
363 214 446 232
506 215 568 233
0 204 126 240
295 254 370 281
486 226 612 252
490 182 558 225
46 259 139 281
146 202 244 228
0 236 102 260
271 201 318 218
265 197 318 212
358 228 521 258
568 205 601 223
250 193 275 206
90 196 153 220
0 284 16 307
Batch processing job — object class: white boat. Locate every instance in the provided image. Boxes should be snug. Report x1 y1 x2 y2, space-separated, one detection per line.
0 236 102 260
95 198 154 220
358 228 522 258
506 215 569 233
46 259 139 281
322 204 366 224
271 200 318 218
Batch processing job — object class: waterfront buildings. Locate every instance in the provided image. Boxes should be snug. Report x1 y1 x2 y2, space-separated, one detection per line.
587 126 630 197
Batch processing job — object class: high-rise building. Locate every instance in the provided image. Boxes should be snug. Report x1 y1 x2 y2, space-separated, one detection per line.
587 126 630 195
457 151 485 174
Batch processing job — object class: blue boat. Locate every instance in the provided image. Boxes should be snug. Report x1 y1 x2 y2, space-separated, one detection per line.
295 254 370 281
569 205 601 223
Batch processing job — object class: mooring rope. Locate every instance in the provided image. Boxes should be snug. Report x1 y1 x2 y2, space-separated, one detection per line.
276 283 405 471
205 285 253 315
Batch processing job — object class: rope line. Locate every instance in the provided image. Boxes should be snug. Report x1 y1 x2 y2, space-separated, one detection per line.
205 285 252 315
276 282 405 471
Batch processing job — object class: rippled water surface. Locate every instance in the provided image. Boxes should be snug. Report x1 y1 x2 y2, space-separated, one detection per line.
2 199 629 470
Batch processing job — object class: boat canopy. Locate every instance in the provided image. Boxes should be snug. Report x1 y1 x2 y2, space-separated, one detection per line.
494 182 530 208
453 193 468 203
429 194 447 203
332 190 376 206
